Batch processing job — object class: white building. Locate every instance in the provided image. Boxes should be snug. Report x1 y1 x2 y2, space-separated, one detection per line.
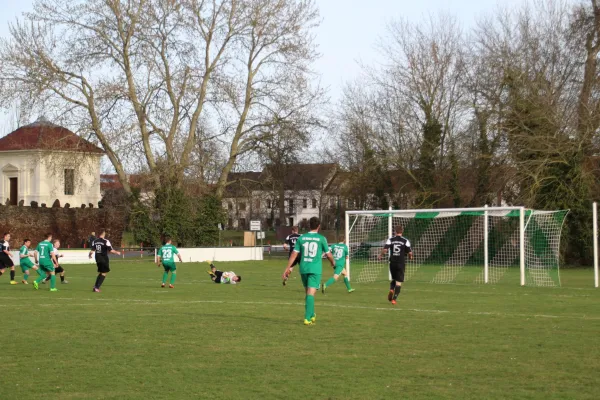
0 118 104 207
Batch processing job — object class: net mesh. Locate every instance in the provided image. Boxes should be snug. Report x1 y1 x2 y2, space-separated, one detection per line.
347 209 568 286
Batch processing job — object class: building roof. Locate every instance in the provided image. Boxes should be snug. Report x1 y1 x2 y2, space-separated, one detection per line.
0 117 104 154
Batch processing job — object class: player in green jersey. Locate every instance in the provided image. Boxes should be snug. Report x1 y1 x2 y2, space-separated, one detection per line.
157 237 182 288
33 233 58 292
19 239 41 284
283 217 334 325
322 241 354 294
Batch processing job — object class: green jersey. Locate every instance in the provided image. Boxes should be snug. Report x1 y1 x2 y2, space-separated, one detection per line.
294 232 330 275
330 243 348 268
36 240 54 266
20 245 34 267
158 244 179 263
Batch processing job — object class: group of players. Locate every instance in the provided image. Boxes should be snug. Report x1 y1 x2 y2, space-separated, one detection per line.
281 217 413 325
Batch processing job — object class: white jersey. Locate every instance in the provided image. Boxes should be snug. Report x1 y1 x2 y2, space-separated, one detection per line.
221 271 238 285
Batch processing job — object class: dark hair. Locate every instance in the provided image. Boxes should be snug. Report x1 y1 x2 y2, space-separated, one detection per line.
395 226 404 234
309 217 320 230
3 233 9 237
237 276 242 282
46 233 53 239
292 226 299 232
23 239 30 243
165 236 172 243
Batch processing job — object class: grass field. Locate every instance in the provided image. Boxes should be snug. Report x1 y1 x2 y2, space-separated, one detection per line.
0 260 599 400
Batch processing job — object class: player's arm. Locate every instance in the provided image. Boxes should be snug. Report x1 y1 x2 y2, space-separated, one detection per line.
107 241 122 256
406 240 414 260
51 252 58 265
34 249 39 264
2 246 10 256
378 239 391 260
282 250 299 280
20 249 28 259
156 255 162 267
322 239 334 267
283 237 289 251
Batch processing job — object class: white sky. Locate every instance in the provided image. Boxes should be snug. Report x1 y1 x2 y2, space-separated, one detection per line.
0 0 528 132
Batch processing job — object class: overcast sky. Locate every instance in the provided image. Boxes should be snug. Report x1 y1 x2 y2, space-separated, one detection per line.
0 0 529 132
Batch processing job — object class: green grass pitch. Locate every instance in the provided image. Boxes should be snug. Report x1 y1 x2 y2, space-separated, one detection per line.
0 260 598 400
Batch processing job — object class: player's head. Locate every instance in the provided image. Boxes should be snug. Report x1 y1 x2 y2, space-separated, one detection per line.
291 226 299 233
45 233 52 240
91 231 95 236
165 236 172 244
99 230 106 238
234 275 242 282
23 239 31 246
309 217 321 231
53 239 61 248
395 226 404 235
3 232 10 240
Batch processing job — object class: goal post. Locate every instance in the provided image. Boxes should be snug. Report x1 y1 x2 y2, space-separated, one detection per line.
345 207 568 287
594 202 599 288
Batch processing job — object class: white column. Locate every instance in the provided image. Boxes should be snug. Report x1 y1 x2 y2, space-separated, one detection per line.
388 206 393 281
520 207 526 286
593 202 598 288
484 204 489 284
345 211 350 281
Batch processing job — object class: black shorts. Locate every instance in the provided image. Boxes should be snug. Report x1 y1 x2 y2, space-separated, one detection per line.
55 265 64 273
289 253 300 267
96 258 110 273
0 255 14 269
214 270 223 283
389 262 406 283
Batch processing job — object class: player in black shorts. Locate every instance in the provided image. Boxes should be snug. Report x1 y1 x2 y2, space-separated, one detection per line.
282 226 301 286
0 232 17 285
89 230 121 292
378 225 413 305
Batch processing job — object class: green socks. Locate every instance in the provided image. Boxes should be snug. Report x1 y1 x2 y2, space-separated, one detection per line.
305 294 315 321
344 277 352 290
23 273 29 282
170 272 176 285
50 275 56 289
35 274 45 285
325 277 336 288
162 272 169 284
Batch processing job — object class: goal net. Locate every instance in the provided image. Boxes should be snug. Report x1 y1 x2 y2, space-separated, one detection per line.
345 207 568 287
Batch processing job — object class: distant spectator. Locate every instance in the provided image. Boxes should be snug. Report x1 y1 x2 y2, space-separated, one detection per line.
88 232 96 249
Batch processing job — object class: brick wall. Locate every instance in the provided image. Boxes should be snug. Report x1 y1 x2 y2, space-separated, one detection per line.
0 205 126 248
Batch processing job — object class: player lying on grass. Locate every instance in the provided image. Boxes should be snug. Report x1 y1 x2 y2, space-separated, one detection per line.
33 233 59 292
283 217 335 325
322 241 354 294
0 232 17 285
207 263 242 284
378 225 413 305
43 240 68 284
282 226 300 286
19 239 40 284
157 237 182 288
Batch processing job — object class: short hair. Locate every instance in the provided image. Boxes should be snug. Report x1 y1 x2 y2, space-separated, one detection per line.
236 276 242 282
309 217 320 230
53 239 60 245
291 226 299 232
165 236 172 243
91 231 95 235
23 239 30 243
395 225 404 234
46 233 53 239
99 230 106 237
3 232 9 237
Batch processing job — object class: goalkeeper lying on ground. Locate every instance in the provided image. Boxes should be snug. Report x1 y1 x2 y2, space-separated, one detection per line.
207 262 242 284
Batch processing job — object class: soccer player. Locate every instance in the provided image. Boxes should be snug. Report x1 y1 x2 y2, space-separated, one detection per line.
378 225 413 305
89 230 121 292
157 237 182 288
207 263 242 284
322 240 354 294
51 240 68 284
19 239 40 284
33 233 58 292
0 233 17 285
282 217 334 326
282 226 301 286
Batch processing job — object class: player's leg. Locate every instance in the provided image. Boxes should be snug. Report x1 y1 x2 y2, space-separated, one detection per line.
9 265 17 284
0 266 4 279
33 266 49 289
94 262 110 291
169 265 176 288
388 263 396 301
59 266 67 283
341 268 354 292
48 271 58 291
392 264 405 302
302 274 320 325
21 264 30 284
161 265 169 288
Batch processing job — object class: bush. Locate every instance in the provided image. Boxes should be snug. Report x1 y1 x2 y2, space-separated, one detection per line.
81 204 86 209
64 203 71 209
41 203 47 208
30 201 38 208
52 199 61 208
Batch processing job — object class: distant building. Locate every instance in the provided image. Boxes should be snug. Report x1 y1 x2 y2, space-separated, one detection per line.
0 117 104 207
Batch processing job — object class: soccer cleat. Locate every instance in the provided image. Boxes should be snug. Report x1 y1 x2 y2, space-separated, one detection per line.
311 314 316 323
21 280 28 285
169 284 174 289
388 290 394 302
33 281 39 290
161 283 166 288
61 280 69 284
50 288 58 292
391 299 397 305
321 284 326 294
41 280 46 284
10 280 17 285
303 319 313 326
93 288 101 293
206 270 215 277
282 280 286 286
348 289 355 293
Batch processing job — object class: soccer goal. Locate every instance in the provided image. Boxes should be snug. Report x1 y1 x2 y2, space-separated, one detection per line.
345 207 569 287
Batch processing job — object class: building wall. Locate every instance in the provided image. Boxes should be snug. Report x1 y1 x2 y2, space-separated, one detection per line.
0 150 102 207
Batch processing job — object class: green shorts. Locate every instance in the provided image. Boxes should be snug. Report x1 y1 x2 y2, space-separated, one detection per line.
20 261 35 272
333 264 345 275
39 263 55 273
162 262 176 272
301 273 321 290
